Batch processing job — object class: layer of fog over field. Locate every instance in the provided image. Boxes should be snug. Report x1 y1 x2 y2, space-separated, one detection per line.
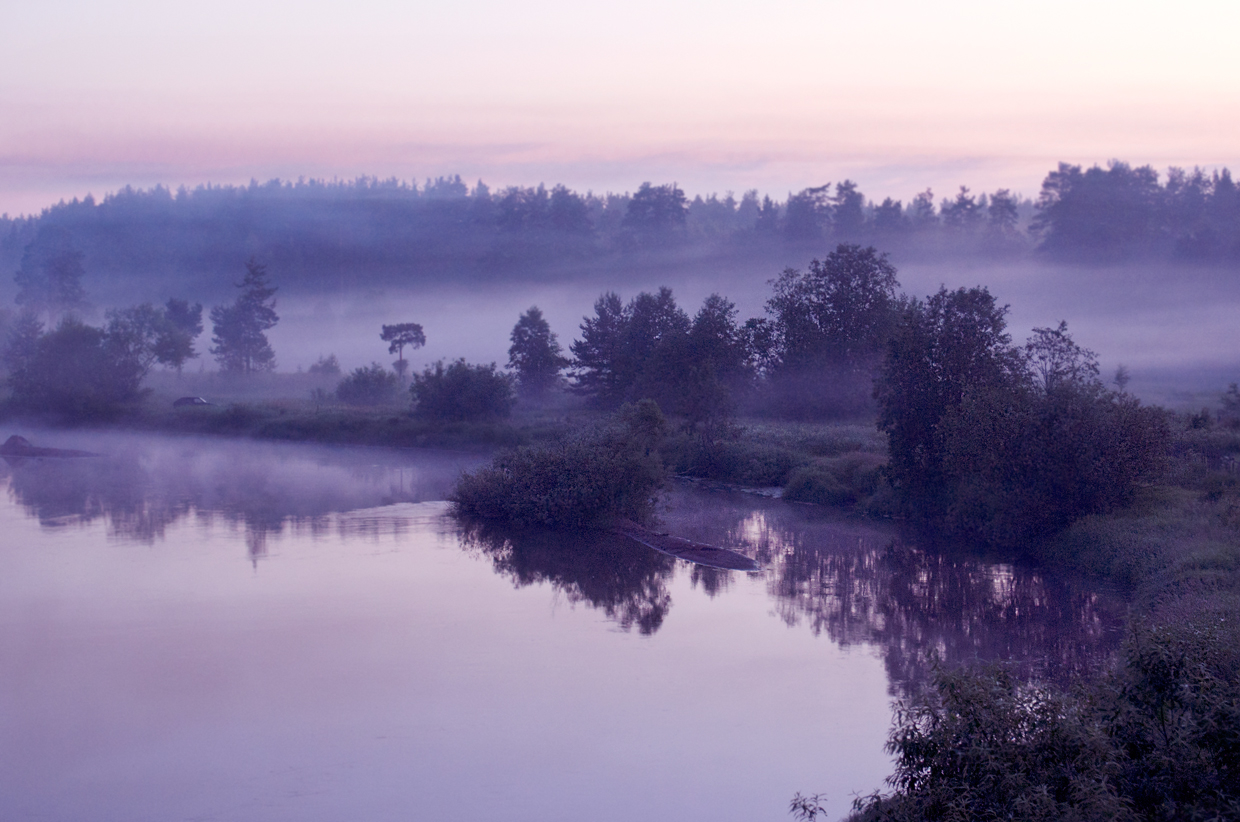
3 165 1236 406
257 258 1234 406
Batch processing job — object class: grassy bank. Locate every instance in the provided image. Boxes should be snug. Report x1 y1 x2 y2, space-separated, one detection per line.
0 394 580 452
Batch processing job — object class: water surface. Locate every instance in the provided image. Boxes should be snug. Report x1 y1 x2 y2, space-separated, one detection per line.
0 432 1126 822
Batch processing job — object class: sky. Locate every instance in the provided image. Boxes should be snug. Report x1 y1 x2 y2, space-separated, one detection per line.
3 0 1239 216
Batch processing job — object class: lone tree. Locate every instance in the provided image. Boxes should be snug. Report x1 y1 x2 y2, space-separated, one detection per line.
380 322 426 380
507 306 567 395
210 259 278 374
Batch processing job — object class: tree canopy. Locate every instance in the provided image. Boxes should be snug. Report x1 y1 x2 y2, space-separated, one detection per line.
210 259 278 374
507 306 568 396
380 322 426 379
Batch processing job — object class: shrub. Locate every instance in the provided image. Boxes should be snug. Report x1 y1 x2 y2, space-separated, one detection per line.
847 623 1240 822
783 452 885 507
850 665 1129 822
308 354 341 376
5 317 146 420
412 359 514 421
335 362 400 406
452 400 666 528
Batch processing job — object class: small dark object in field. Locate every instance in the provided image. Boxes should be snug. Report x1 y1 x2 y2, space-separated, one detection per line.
0 435 98 458
173 396 214 407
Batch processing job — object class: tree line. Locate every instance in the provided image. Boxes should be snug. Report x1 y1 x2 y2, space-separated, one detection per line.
3 159 1237 302
0 237 1175 554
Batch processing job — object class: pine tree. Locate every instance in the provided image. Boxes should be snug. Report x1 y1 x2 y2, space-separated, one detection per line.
210 259 278 373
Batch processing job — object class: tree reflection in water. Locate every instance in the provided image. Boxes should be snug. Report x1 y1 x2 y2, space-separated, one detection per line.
660 484 1128 696
0 442 1126 693
457 517 676 634
0 434 482 560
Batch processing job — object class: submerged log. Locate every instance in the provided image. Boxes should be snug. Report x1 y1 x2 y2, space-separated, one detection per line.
0 435 99 459
614 521 759 572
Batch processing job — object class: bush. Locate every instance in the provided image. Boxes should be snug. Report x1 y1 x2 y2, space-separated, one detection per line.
5 317 146 420
335 362 400 406
847 622 1240 822
308 354 341 376
783 452 885 507
412 359 514 421
451 400 666 528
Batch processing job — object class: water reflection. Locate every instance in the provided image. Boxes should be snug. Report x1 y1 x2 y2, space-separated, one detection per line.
661 487 1128 695
0 431 482 558
458 518 676 634
1 434 1127 692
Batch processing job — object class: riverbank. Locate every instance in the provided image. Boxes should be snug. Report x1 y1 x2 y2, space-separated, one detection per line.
839 416 1240 822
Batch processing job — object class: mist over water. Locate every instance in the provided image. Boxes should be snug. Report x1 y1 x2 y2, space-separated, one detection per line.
0 435 1127 821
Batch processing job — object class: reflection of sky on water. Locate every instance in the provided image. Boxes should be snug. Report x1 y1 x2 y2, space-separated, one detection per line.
0 433 1131 822
1 433 1127 695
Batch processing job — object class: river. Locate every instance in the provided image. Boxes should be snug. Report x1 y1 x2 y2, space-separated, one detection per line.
0 431 1127 822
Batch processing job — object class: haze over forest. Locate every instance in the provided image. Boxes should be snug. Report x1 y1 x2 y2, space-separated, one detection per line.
2 160 1239 402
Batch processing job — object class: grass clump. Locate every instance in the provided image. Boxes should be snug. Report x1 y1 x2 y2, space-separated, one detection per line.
451 400 667 529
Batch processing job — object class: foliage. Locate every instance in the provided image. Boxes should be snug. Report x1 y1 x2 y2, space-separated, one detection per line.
412 358 514 421
665 434 805 487
451 400 667 528
380 322 425 379
5 163 1238 286
507 306 568 395
307 354 341 375
876 288 1167 545
335 362 401 406
209 259 278 373
4 317 147 419
763 244 901 417
1220 383 1240 429
876 286 1023 520
13 226 88 323
105 299 203 378
849 622 1240 822
153 298 204 375
782 452 886 508
571 287 754 423
622 182 687 242
851 664 1129 822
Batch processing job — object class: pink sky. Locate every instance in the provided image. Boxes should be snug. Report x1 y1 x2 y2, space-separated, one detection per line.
3 0 1238 216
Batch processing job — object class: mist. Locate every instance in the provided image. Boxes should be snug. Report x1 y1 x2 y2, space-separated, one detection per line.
3 163 1238 409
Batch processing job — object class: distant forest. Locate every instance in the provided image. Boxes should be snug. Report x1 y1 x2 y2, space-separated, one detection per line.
1 160 1237 301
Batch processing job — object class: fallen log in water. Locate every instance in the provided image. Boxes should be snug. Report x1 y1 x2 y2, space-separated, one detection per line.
614 521 759 572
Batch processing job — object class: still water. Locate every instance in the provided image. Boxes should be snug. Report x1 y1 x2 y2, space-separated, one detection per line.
0 432 1127 822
